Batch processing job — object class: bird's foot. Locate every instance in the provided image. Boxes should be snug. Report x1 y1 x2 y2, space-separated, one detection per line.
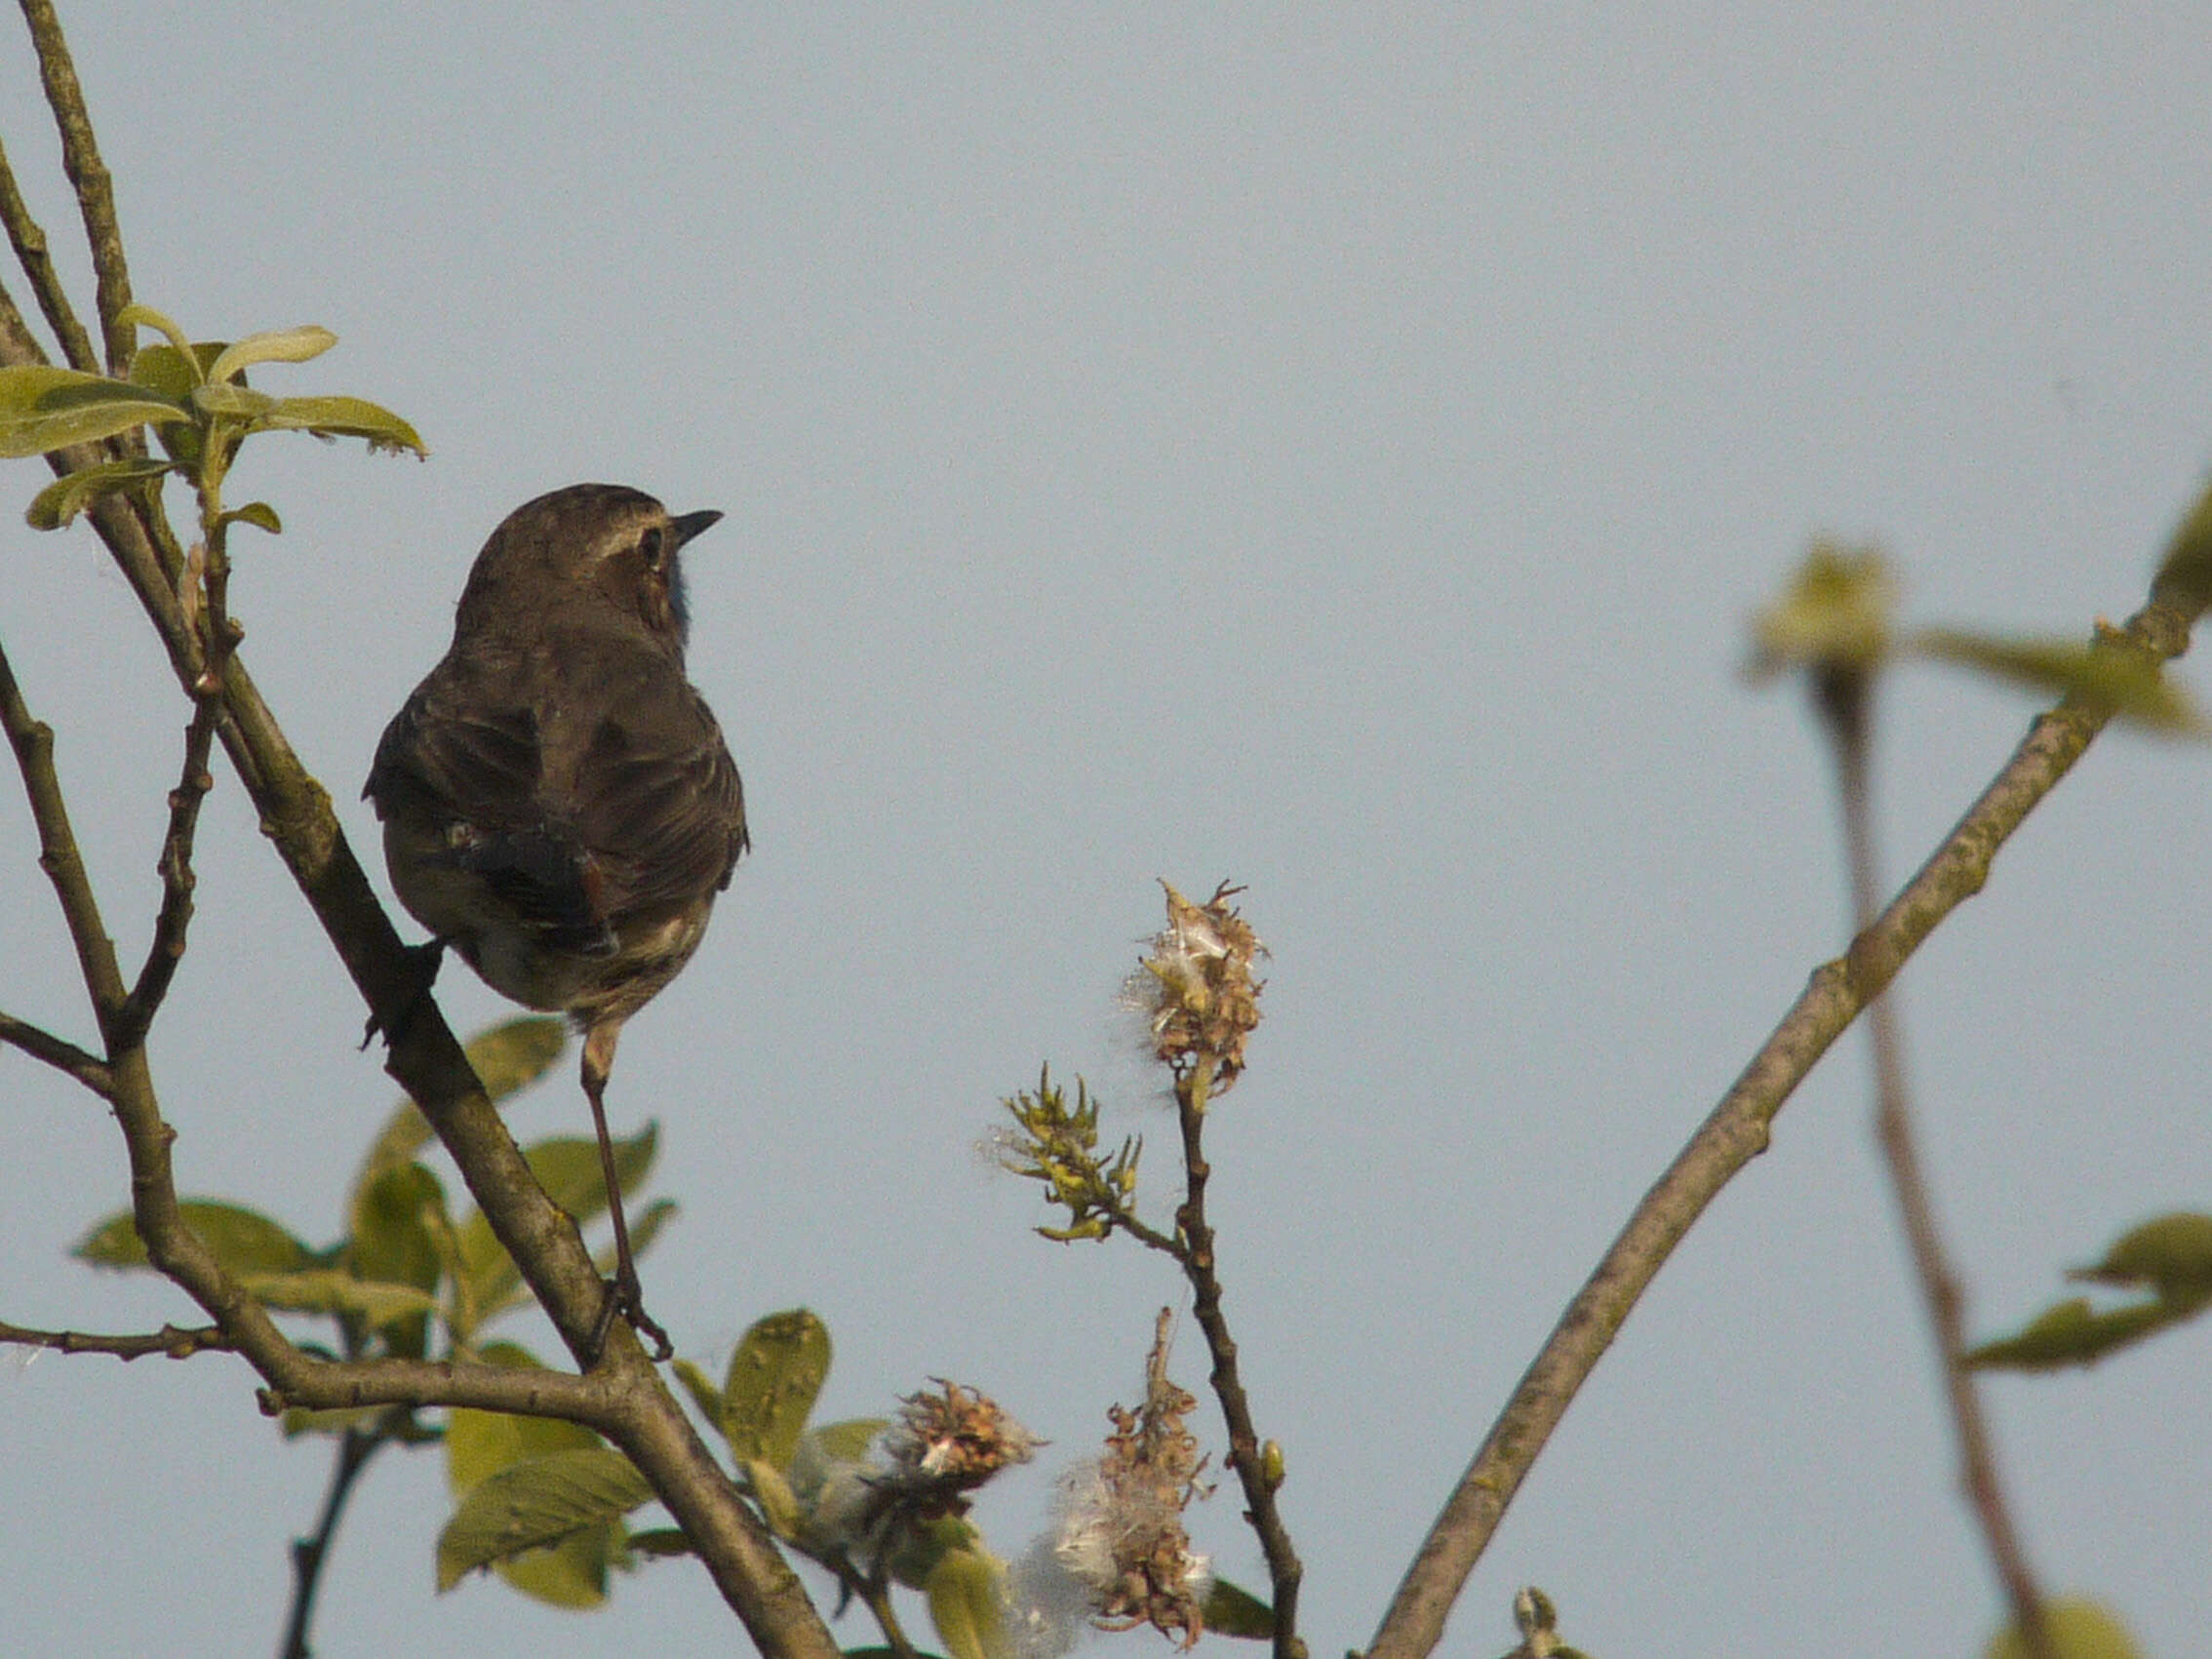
585 1262 673 1365
359 938 448 1050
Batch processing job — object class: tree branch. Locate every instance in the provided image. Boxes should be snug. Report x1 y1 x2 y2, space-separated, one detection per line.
1172 1058 1305 1659
1818 665 2052 1659
280 1426 386 1659
1365 582 2202 1659
0 1317 229 1359
18 0 132 372
0 1006 110 1092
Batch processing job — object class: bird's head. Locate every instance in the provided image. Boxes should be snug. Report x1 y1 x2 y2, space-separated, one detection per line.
455 483 724 650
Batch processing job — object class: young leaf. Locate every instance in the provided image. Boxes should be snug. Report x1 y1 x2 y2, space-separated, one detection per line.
240 1269 440 1329
205 325 336 384
24 457 174 529
115 302 196 364
1914 628 2203 732
435 1446 654 1592
350 1016 569 1200
1203 1578 1278 1639
672 1358 726 1434
218 501 283 535
2069 1211 2212 1297
1984 1596 2143 1659
0 366 187 457
1963 1295 2187 1371
258 394 427 456
623 1526 694 1560
127 340 225 399
2153 474 2212 612
75 1199 312 1275
722 1308 832 1469
454 1124 658 1321
923 1545 1009 1659
189 380 276 420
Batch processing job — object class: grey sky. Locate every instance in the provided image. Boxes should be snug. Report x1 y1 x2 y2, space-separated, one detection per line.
4 6 2209 1654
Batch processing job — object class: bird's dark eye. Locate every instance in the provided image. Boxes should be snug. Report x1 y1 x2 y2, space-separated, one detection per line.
639 527 666 569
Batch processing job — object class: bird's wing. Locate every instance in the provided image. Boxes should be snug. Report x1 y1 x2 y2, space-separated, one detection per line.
569 678 748 928
365 667 612 947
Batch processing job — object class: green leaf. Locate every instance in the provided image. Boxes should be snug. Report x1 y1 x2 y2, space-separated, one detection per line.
116 302 196 364
923 1544 1008 1659
190 380 276 420
24 457 174 530
241 1268 440 1329
1203 1578 1277 1639
1914 628 2203 732
279 1404 390 1440
468 1015 571 1100
454 1123 657 1322
2153 474 2212 612
218 500 282 535
673 1358 725 1432
800 1417 891 1467
443 1349 629 1606
75 1199 313 1276
722 1308 832 1469
349 1161 447 1293
127 339 223 399
0 365 187 457
743 1457 805 1540
257 393 427 456
351 1017 569 1200
623 1526 693 1560
435 1446 654 1592
206 325 336 384
2070 1212 2212 1296
1964 1295 2193 1371
1984 1596 2143 1659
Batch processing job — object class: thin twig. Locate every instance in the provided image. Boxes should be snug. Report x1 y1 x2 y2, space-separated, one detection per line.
0 130 97 370
19 0 133 373
0 1007 110 1092
1172 1058 1305 1659
1817 666 2053 1659
278 1426 386 1659
0 1317 230 1359
1365 584 2200 1659
0 635 129 1036
111 697 219 1049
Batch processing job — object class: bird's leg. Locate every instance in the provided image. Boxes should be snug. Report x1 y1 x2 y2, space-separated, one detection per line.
579 1025 672 1363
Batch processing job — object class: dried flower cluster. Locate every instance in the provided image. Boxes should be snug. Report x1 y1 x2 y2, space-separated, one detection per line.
1136 882 1264 1092
807 1380 1039 1567
1056 1311 1213 1647
879 1378 1044 1512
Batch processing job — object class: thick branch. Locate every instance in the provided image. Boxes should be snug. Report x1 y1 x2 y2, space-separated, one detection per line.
1365 589 2201 1659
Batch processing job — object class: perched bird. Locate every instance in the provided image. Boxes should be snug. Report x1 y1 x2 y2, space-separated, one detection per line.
364 483 748 1360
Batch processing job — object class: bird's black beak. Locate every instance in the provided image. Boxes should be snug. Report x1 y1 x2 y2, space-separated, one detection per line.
670 509 724 551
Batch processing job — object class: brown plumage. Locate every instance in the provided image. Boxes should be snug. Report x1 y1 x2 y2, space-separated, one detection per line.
365 483 747 1359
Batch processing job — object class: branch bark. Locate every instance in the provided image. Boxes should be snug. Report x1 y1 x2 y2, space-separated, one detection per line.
1364 581 2202 1659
